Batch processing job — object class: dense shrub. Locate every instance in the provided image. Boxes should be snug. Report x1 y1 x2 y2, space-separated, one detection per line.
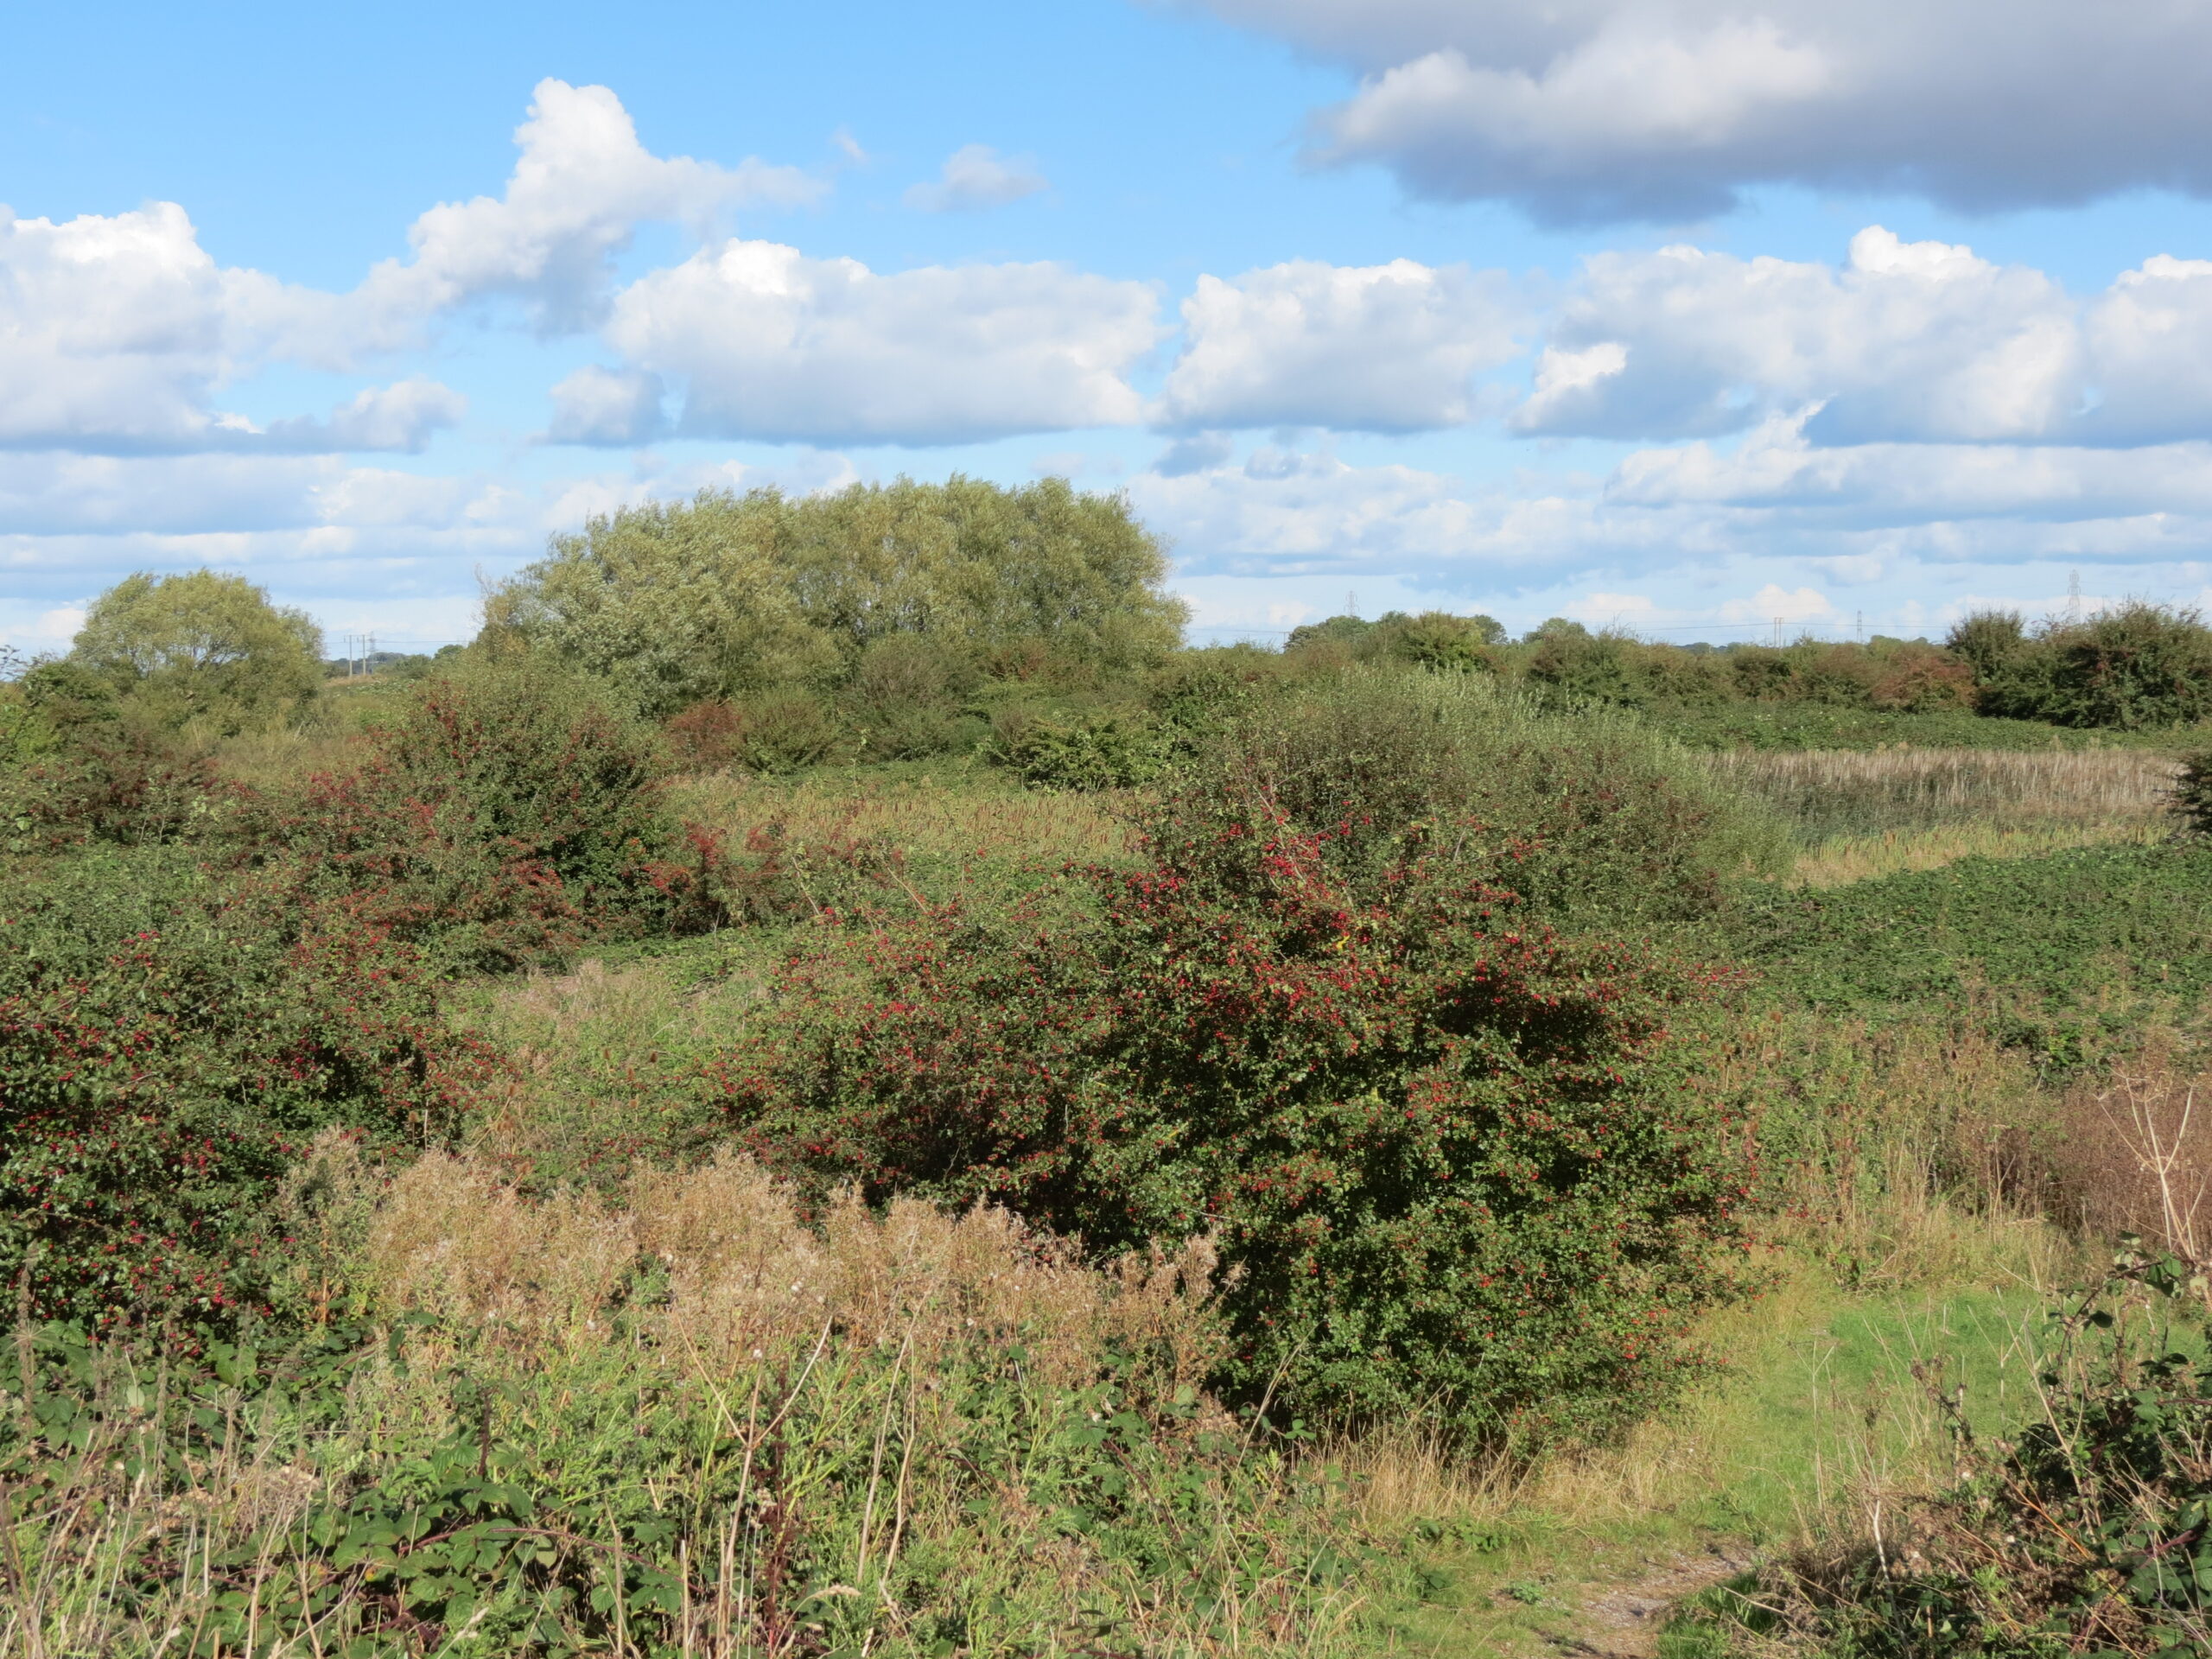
268 657 717 969
708 676 1758 1444
2 721 222 852
989 712 1167 790
0 849 493 1329
1944 608 2030 683
1174 671 1784 931
1970 603 2212 729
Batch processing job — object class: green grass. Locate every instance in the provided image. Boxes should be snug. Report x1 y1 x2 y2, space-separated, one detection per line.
1368 1262 2063 1658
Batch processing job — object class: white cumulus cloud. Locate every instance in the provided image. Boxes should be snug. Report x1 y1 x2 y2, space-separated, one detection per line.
0 201 296 453
1156 257 1522 432
1519 228 2082 442
602 240 1161 445
333 79 824 346
0 202 471 455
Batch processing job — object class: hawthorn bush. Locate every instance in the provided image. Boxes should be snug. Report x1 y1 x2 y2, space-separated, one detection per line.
1166 670 1785 931
0 849 494 1329
710 677 1758 1444
264 655 723 969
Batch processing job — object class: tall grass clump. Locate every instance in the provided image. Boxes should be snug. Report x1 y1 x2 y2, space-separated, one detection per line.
1712 747 2182 847
0 1147 1379 1659
703 671 1770 1449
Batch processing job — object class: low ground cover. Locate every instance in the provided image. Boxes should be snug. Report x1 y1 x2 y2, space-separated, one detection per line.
1737 842 2212 1039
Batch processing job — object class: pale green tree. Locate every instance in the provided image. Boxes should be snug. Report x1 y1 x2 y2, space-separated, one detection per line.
71 570 325 732
491 477 1186 715
486 491 838 714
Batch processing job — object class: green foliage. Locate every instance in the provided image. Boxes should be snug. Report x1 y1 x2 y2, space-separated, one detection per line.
68 569 324 734
0 849 489 1329
6 661 122 760
1178 671 1786 931
1944 608 2030 683
708 676 1760 1446
989 712 1168 790
494 477 1187 715
845 632 988 760
1285 610 1504 672
1972 603 2212 730
274 655 717 970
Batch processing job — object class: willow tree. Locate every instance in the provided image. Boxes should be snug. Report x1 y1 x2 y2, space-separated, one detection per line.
70 570 324 733
489 478 1186 714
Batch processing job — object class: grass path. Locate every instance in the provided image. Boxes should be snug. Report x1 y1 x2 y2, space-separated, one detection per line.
1355 1259 2059 1657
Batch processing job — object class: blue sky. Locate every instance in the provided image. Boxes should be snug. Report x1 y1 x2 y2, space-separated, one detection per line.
10 0 2212 653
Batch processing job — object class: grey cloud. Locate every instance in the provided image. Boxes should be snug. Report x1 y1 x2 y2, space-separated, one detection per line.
1179 0 2212 224
1153 433 1236 475
904 145 1049 213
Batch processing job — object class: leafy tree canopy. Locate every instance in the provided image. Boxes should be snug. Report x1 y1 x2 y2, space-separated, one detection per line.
488 476 1188 715
70 570 324 734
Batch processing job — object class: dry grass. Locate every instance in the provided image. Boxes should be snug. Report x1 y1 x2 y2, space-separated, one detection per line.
1790 817 2170 887
365 1146 1224 1395
2049 1049 2212 1257
1713 746 2181 824
1708 747 2182 882
207 726 372 791
668 768 1135 872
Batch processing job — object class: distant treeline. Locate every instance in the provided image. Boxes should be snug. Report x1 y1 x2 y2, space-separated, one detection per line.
1296 601 2212 730
9 480 2212 785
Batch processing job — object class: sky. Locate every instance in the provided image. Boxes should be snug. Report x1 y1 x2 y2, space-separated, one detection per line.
10 0 2212 654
